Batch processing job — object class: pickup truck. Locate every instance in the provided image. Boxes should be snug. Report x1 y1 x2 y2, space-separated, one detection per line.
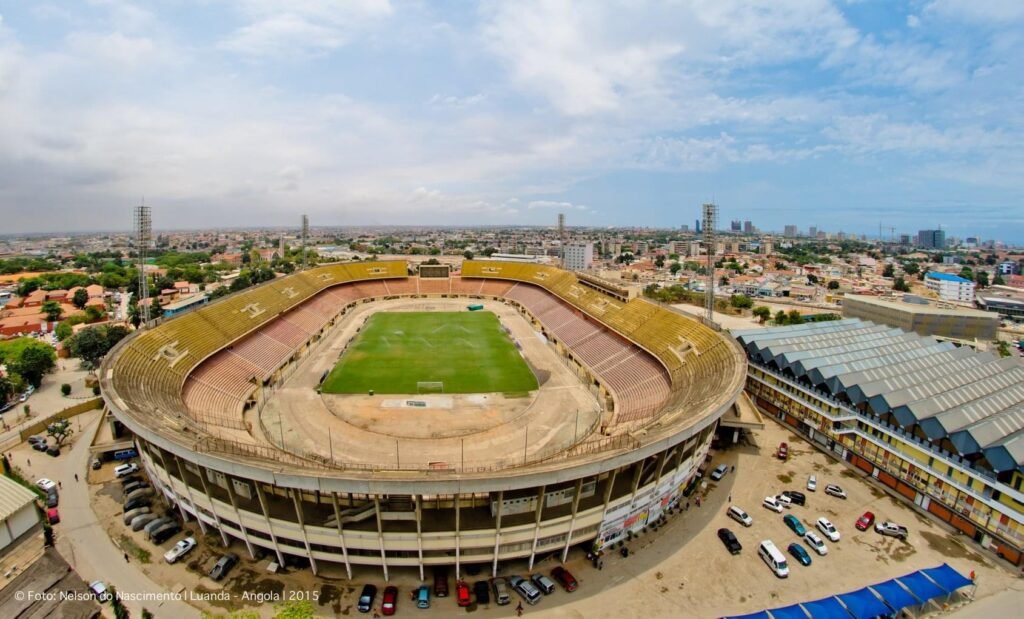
874 522 909 540
163 536 197 563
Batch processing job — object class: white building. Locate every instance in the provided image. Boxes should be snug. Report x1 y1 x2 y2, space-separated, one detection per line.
0 476 41 550
924 271 976 303
563 242 594 271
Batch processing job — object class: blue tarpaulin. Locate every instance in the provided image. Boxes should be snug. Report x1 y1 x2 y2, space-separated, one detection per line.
800 597 851 619
869 579 921 613
723 612 772 619
768 605 809 619
897 572 948 604
921 564 972 593
837 587 891 619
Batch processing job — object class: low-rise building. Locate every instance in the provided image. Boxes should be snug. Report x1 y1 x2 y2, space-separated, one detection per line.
842 293 998 341
0 476 41 550
925 271 976 303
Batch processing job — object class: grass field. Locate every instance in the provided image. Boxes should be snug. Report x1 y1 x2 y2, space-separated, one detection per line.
321 311 539 395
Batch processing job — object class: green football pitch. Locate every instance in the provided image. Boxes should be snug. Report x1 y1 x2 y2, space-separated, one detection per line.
320 311 539 395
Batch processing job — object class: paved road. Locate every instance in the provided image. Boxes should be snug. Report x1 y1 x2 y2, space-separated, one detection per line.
947 588 1024 619
38 411 201 618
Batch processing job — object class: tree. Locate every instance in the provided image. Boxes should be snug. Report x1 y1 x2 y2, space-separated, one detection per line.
827 280 840 290
93 384 101 396
882 264 895 278
72 288 89 310
752 306 771 323
84 305 105 322
463 250 474 260
55 321 73 341
903 262 920 276
47 419 74 447
0 375 13 405
669 262 682 275
654 255 666 268
61 383 71 396
774 261 786 270
993 274 1005 286
774 310 787 325
787 309 803 325
893 277 911 292
729 294 753 309
975 271 989 288
807 274 819 284
719 275 730 286
996 340 1010 357
424 258 440 265
41 300 63 322
4 340 56 388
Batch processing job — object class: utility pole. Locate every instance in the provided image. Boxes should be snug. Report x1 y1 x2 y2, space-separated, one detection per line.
558 213 566 268
702 203 717 322
301 214 309 271
134 203 152 326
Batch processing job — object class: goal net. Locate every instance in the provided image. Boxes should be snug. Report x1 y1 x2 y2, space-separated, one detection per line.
417 381 444 394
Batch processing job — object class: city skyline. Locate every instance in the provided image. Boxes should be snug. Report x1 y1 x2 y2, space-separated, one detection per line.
0 2 1022 242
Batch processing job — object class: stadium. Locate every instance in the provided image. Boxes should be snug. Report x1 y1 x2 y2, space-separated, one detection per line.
98 260 746 580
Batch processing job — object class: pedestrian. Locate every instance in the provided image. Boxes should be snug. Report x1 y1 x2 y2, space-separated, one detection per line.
730 464 735 473
58 481 62 489
685 501 689 511
124 552 129 563
516 601 524 616
74 474 79 482
26 458 30 467
728 494 731 503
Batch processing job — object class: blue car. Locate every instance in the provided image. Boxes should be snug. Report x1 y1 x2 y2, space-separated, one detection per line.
787 542 812 566
783 514 806 536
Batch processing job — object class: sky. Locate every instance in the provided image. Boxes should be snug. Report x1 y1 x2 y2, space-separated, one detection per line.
0 1 1022 242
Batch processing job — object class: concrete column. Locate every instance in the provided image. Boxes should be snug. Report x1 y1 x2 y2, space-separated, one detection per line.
594 468 619 551
328 493 353 580
454 493 461 578
170 454 207 534
373 496 389 581
527 485 547 571
223 478 256 559
561 478 585 562
150 447 177 510
254 484 286 566
491 491 503 577
194 465 230 547
289 489 319 575
414 495 424 582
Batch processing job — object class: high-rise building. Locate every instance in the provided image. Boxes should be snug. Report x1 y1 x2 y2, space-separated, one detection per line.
695 219 702 234
730 220 742 231
899 234 911 245
563 242 594 271
680 224 689 233
784 225 798 237
743 220 753 234
917 229 946 249
808 226 817 238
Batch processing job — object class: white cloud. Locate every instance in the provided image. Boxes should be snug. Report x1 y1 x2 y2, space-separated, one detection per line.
926 0 1024 23
822 115 1009 154
527 200 587 211
427 93 486 108
907 15 921 28
65 32 164 68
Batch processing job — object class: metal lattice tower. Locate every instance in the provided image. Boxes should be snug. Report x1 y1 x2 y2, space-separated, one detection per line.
558 213 566 267
301 214 309 271
134 204 152 325
702 203 717 322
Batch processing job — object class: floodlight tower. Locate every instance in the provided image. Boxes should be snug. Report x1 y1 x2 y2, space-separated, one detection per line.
702 203 717 322
301 214 309 271
558 213 566 267
134 204 152 325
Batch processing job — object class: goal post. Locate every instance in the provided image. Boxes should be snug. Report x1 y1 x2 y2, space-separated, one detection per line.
417 381 444 394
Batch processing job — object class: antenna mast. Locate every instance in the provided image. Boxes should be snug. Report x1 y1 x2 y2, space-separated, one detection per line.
134 204 152 326
301 214 309 271
702 203 717 322
558 213 566 268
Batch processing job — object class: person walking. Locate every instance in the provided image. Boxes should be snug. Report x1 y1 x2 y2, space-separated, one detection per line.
516 601 524 616
728 494 731 503
124 552 129 563
74 473 79 482
58 481 62 490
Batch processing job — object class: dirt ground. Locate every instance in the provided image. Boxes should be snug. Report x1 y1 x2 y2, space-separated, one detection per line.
82 416 1024 618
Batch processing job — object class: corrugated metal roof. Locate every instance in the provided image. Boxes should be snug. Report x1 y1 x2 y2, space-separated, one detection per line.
0 476 39 521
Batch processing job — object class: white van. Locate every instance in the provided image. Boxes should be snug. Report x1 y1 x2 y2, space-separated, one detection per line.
758 540 789 578
727 505 753 527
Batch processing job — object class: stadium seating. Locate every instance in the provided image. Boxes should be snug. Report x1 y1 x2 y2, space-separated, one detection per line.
419 278 452 294
450 276 485 295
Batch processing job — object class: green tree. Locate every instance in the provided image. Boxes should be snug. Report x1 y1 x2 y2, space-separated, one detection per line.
669 262 682 275
996 340 1010 357
893 277 911 292
72 288 89 310
729 294 753 309
462 250 474 260
719 275 730 286
827 280 840 290
774 261 786 270
60 383 71 396
882 264 895 278
654 255 665 268
993 273 1005 286
54 321 73 341
975 271 989 288
787 309 803 325
47 419 74 447
806 274 818 284
752 306 771 323
774 310 787 325
41 300 63 322
903 262 920 276
3 339 56 388
273 600 315 619
84 305 105 321
66 325 126 368
0 375 13 405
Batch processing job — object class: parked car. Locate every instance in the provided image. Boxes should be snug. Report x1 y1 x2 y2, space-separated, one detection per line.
817 517 841 542
728 505 753 527
35 478 57 492
783 514 806 536
381 585 398 616
775 493 792 509
47 507 60 524
762 496 784 513
717 527 742 554
710 464 729 481
144 517 173 538
91 457 102 470
856 511 876 531
824 484 847 499
209 553 239 581
803 531 828 555
509 575 541 605
875 521 909 540
119 475 142 487
28 435 46 447
781 490 806 506
777 442 788 460
31 441 48 452
456 581 471 607
473 580 491 604
416 585 430 609
787 542 812 566
122 481 150 494
114 463 140 478
123 506 151 525
531 573 556 595
44 445 60 457
151 523 182 544
807 475 817 492
123 497 151 512
46 493 59 508
356 584 377 613
124 488 154 504
492 577 511 605
433 567 449 597
163 536 197 564
130 513 158 531
89 580 111 602
550 566 578 592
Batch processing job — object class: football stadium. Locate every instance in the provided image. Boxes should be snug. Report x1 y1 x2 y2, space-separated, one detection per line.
99 260 746 579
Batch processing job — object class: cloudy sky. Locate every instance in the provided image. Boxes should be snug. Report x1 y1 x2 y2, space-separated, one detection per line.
0 1 1022 242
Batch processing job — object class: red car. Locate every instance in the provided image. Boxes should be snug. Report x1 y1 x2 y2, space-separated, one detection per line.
381 586 398 616
777 442 789 460
551 566 578 592
856 511 875 531
456 581 471 607
47 508 60 524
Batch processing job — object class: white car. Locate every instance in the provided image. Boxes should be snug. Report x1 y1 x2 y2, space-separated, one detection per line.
762 496 784 513
817 517 841 542
806 475 817 492
89 580 111 602
728 505 753 527
35 478 57 492
824 484 847 499
114 463 140 478
775 494 792 509
803 531 828 556
163 536 197 564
